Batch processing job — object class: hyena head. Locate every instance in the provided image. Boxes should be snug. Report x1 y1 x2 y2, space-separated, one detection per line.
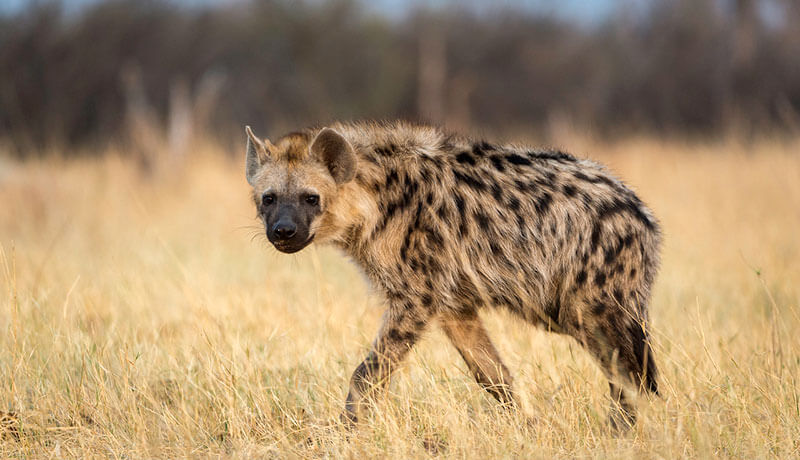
245 126 357 253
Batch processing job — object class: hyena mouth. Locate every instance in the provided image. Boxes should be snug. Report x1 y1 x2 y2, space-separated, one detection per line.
273 235 315 254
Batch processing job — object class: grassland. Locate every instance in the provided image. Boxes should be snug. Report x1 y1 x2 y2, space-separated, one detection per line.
1 137 799 458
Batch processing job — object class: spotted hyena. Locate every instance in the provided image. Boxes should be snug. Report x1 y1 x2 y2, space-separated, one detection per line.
244 121 660 429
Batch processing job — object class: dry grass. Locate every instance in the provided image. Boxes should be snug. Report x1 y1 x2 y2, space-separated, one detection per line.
1 137 799 458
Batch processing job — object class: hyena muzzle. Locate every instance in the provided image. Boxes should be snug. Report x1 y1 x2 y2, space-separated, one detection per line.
244 121 661 429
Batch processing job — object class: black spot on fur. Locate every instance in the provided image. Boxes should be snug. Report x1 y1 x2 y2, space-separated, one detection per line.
508 196 521 212
506 153 532 166
456 151 476 165
622 233 634 248
473 141 493 156
389 328 417 344
421 293 433 306
426 192 434 205
426 254 441 272
453 170 486 191
562 184 577 197
592 302 607 315
403 178 419 204
574 170 624 192
412 201 423 228
489 155 506 172
454 193 466 218
385 169 399 188
459 219 470 237
474 210 490 229
529 150 577 163
419 166 431 182
426 229 444 249
595 271 607 288
574 171 592 182
590 223 602 252
409 257 420 271
580 192 594 209
576 270 587 286
399 243 409 263
491 183 504 202
598 175 616 188
384 202 398 221
526 177 542 191
597 198 655 230
604 243 621 264
388 328 403 342
385 289 403 301
516 215 527 241
436 203 449 220
535 192 552 214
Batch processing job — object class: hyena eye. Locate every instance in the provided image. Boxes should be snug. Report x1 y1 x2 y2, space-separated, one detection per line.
305 195 319 206
262 193 275 206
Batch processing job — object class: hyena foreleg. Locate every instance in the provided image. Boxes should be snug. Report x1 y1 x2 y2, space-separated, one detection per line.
343 302 431 424
439 312 516 407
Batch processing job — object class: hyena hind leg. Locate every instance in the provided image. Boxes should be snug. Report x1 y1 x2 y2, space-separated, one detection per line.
608 381 638 431
578 310 659 431
439 312 516 407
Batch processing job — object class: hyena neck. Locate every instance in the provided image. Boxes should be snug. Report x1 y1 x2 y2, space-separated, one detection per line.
324 124 448 273
319 179 379 252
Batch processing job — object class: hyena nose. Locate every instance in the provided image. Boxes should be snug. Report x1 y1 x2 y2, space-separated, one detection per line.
272 221 297 240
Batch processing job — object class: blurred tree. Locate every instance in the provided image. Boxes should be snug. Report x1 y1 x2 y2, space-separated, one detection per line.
1 0 799 155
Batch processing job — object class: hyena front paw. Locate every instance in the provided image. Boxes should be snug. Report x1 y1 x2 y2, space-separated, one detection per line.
607 405 636 433
339 410 359 429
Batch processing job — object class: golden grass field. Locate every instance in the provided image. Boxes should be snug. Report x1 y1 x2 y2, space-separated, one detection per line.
1 137 799 458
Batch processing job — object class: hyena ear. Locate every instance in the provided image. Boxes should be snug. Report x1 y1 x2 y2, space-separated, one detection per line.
310 128 357 184
245 125 271 186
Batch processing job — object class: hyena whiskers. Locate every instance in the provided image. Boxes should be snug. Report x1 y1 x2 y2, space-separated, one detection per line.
244 120 661 430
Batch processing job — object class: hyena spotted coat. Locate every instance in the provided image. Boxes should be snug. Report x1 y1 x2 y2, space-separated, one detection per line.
244 121 661 428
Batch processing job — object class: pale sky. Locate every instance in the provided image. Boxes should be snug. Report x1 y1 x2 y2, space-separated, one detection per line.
0 0 636 25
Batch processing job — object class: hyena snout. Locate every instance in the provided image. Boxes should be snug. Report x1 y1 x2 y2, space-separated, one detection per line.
271 219 296 240
265 204 315 253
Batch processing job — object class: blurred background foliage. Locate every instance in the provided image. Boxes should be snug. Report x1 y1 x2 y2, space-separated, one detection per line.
1 0 799 156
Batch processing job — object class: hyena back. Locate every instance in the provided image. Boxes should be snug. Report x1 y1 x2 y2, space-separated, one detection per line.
244 121 661 428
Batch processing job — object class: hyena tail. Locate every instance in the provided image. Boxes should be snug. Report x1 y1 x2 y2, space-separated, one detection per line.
630 320 659 396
